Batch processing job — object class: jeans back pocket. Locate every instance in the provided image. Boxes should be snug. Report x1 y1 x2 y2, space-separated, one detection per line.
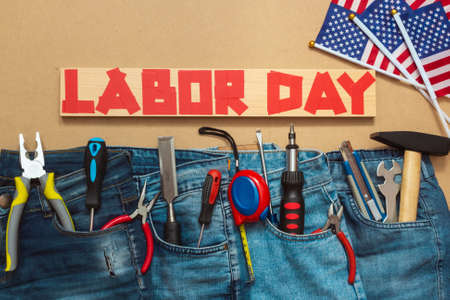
240 183 365 300
145 184 232 299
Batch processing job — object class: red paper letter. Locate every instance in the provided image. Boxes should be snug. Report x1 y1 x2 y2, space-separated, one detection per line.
337 71 375 115
142 69 177 115
178 70 212 115
96 68 140 115
267 71 302 115
61 69 95 114
214 70 247 115
304 72 346 115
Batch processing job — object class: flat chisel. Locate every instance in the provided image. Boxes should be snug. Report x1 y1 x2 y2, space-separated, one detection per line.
158 136 181 245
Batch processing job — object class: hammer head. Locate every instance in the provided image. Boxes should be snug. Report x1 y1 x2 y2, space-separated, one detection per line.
370 131 450 156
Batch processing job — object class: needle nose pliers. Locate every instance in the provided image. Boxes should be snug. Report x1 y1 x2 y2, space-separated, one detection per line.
313 204 356 285
101 181 160 274
5 132 75 272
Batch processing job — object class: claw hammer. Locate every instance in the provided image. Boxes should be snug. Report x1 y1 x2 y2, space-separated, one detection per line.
371 131 449 222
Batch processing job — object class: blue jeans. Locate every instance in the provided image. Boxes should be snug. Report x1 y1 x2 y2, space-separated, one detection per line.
327 149 450 300
0 146 447 299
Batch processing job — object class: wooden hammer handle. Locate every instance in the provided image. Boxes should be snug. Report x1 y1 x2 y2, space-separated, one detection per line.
399 150 422 222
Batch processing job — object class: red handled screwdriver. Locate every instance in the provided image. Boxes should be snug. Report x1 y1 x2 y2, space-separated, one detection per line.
280 124 305 234
197 170 221 247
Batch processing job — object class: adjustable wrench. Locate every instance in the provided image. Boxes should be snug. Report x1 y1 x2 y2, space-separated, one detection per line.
377 160 402 223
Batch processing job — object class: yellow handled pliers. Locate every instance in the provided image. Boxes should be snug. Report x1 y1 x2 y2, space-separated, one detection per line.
5 132 75 272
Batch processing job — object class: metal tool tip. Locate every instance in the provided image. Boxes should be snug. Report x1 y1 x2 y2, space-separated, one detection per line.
290 123 294 132
256 129 262 141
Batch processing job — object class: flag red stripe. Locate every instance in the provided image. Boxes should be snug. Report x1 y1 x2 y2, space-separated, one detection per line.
406 63 418 74
397 49 410 63
440 0 450 6
436 86 450 97
423 56 450 71
357 0 369 13
380 57 390 70
409 0 426 10
332 0 339 3
415 75 424 84
393 68 401 75
429 71 450 84
367 47 379 65
344 0 354 9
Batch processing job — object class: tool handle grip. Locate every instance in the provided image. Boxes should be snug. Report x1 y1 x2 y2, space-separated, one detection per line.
5 177 30 272
101 215 132 230
199 170 221 225
85 139 107 210
399 150 422 222
164 220 181 245
337 232 356 285
41 173 75 231
141 222 154 274
280 171 305 234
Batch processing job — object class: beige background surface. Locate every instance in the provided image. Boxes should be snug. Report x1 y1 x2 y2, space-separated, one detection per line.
0 0 448 204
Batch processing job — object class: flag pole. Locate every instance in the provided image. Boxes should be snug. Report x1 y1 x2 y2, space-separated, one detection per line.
391 10 438 100
350 13 450 134
349 14 422 88
391 9 449 137
309 41 425 88
310 40 450 124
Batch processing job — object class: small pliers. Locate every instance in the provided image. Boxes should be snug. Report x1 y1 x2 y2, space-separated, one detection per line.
101 181 160 274
314 204 356 285
6 132 75 272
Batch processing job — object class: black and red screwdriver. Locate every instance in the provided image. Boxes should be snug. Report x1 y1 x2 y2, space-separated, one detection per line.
197 170 221 247
280 124 305 234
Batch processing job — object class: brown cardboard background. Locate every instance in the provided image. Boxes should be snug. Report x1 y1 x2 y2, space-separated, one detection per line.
0 0 448 204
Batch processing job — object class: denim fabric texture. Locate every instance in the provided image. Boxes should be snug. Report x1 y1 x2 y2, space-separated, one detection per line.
0 146 447 299
0 149 139 298
327 150 450 300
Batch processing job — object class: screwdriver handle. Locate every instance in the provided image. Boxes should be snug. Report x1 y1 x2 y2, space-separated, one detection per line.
280 170 305 234
164 219 181 245
84 138 107 210
199 170 221 226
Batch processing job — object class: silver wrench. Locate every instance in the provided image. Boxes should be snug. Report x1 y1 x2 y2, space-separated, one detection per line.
377 160 402 223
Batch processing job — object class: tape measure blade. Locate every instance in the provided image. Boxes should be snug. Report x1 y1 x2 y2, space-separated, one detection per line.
239 225 255 282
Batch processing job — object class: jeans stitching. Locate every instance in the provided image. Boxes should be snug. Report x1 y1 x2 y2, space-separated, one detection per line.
419 188 443 300
217 188 235 298
148 204 228 256
117 183 145 293
343 190 432 229
264 217 333 241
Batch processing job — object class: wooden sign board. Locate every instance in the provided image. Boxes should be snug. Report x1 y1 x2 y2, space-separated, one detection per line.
60 68 376 117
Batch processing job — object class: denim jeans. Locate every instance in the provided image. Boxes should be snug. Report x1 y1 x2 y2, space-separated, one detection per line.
327 149 450 300
0 146 447 299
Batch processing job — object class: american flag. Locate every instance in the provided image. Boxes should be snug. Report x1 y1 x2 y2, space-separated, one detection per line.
357 0 449 97
406 0 450 19
331 0 376 13
401 3 450 96
358 0 422 82
316 2 401 76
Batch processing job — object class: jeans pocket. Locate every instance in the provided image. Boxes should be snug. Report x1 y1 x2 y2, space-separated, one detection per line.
340 190 441 300
0 180 139 298
1 219 139 298
240 184 364 300
145 187 232 299
149 187 228 250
